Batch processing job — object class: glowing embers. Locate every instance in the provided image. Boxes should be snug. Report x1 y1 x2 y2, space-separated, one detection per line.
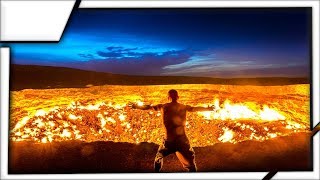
198 99 285 121
68 114 82 120
218 127 234 143
136 100 144 106
13 116 30 131
10 100 308 146
214 119 308 144
11 101 124 143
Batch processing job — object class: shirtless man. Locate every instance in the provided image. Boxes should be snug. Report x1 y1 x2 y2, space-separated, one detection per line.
130 89 215 172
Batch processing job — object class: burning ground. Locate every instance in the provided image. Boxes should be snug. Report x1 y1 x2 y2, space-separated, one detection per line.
9 84 311 173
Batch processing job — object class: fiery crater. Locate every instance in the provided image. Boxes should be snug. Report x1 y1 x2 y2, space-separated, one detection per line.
10 99 308 147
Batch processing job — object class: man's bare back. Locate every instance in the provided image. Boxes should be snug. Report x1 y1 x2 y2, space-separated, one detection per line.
130 89 215 172
153 102 194 141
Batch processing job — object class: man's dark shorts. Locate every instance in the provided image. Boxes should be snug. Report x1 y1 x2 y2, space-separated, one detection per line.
155 136 197 171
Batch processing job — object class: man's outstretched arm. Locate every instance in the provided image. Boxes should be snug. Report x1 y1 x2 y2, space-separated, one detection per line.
187 105 216 112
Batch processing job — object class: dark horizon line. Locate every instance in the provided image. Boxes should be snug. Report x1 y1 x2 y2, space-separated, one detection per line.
11 63 310 80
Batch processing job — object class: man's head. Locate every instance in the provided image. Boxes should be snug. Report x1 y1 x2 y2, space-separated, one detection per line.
168 89 179 102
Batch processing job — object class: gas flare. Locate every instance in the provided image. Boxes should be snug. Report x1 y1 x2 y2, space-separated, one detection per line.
198 99 285 121
218 127 234 143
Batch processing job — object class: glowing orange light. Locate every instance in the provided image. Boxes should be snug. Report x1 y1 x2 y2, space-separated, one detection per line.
10 99 308 146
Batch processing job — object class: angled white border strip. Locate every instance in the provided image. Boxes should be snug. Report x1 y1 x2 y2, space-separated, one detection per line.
0 0 75 41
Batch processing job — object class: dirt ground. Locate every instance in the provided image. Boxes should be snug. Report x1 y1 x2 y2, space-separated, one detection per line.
9 132 311 174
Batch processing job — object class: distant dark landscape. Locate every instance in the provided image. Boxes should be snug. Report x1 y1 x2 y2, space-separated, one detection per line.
10 64 309 91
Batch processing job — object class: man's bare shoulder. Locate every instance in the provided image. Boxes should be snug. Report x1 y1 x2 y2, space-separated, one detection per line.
175 103 191 110
161 103 170 108
179 103 192 111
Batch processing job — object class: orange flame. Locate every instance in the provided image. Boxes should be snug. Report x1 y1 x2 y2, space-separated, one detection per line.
198 99 285 121
10 99 308 146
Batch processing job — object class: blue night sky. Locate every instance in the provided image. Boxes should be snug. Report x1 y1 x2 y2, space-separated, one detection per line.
11 8 311 77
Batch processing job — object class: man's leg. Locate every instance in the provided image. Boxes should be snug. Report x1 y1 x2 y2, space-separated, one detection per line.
154 152 164 173
176 142 197 172
154 141 173 172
